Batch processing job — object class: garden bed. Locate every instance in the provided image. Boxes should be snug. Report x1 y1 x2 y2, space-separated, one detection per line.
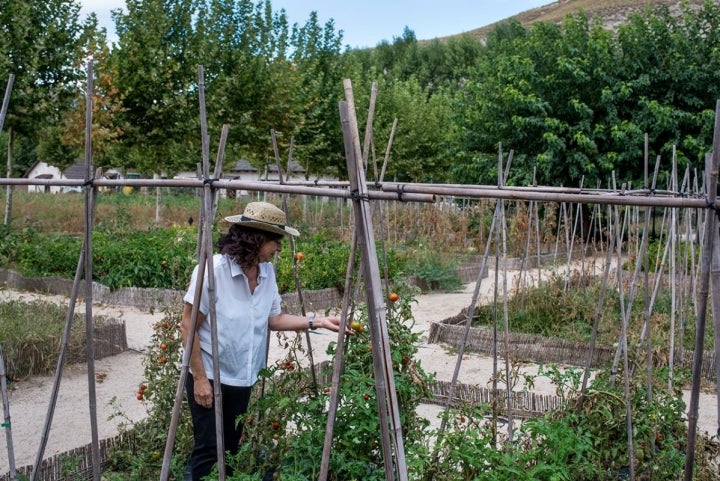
428 308 718 381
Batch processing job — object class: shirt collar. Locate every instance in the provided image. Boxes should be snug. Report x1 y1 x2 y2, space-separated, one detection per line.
228 257 269 279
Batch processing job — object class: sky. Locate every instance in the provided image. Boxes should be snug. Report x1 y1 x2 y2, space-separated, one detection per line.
78 0 551 49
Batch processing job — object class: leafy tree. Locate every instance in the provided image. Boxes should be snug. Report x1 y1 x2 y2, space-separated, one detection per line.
0 0 88 175
47 15 126 169
110 0 200 176
287 11 345 178
370 78 455 183
454 2 720 188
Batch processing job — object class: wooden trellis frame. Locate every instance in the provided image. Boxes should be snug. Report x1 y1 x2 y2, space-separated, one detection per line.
0 65 718 481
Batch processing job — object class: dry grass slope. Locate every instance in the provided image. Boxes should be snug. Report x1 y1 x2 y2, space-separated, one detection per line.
437 0 707 42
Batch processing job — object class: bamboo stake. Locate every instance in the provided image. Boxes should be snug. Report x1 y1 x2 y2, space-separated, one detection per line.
564 178 584 290
341 78 408 481
319 229 358 480
2 173 718 209
362 82 378 179
1 346 16 481
431 152 511 450
554 201 565 264
4 127 12 226
683 100 720 480
610 197 630 386
499 156 513 446
159 69 229 481
339 96 401 479
712 227 720 438
378 118 397 186
611 157 661 378
2 75 14 228
580 202 615 395
30 183 100 480
0 73 15 481
271 131 318 390
0 75 12 135
609 195 637 481
668 150 679 392
79 60 102 481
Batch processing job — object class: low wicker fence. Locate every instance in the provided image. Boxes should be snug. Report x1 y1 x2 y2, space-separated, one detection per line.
428 315 718 381
0 259 488 315
0 434 128 481
423 379 563 419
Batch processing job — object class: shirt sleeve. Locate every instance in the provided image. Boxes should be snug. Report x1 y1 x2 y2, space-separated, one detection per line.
183 263 208 315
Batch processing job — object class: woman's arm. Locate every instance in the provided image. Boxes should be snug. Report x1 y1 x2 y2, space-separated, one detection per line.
181 302 213 408
268 312 343 332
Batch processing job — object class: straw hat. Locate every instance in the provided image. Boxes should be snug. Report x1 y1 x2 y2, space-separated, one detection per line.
224 201 299 237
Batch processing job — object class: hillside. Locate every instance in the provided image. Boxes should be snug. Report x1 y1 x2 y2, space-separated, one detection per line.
450 0 706 41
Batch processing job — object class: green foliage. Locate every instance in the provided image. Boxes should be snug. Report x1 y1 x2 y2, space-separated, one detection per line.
0 224 199 290
0 0 89 176
403 245 462 292
105 307 193 480
454 1 720 188
0 223 410 295
92 226 199 290
110 0 199 176
226 289 433 481
9 226 82 278
428 364 699 481
274 231 353 293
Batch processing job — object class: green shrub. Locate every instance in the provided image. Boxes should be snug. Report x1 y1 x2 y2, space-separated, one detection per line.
402 244 462 292
225 289 433 481
428 365 696 481
104 307 193 480
0 224 416 295
93 226 198 290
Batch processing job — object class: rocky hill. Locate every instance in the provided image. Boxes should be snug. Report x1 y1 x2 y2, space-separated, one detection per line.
451 0 706 41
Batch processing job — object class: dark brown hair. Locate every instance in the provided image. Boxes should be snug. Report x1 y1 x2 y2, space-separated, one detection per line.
216 224 284 269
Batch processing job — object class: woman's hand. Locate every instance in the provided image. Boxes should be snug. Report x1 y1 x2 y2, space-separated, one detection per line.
193 377 213 409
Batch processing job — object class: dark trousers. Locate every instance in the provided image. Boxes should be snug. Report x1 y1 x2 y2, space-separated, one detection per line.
185 373 252 481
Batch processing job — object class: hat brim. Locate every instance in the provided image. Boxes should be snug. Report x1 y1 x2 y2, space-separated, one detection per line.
223 215 299 237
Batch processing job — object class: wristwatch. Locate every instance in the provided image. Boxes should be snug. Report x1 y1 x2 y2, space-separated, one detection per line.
308 312 316 330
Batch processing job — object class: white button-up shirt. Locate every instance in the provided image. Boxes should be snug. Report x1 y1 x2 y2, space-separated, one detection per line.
184 253 282 386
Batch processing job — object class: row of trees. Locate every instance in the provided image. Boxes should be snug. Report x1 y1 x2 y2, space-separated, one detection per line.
1 0 720 188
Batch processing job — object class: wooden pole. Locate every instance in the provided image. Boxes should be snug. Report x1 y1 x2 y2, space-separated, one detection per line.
580 203 616 394
362 82 378 179
159 69 230 481
711 226 720 438
0 345 16 481
0 75 13 134
80 60 102 481
378 119 398 186
1 75 14 228
319 229 358 480
0 73 15 481
683 108 720 479
271 130 318 390
340 78 408 481
432 152 512 448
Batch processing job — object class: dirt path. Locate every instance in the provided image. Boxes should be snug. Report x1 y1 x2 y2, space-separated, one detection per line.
1 269 718 471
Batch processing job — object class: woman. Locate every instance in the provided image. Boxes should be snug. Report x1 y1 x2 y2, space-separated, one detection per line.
181 201 342 480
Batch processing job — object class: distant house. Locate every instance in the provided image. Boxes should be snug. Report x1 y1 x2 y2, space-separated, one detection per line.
23 160 79 193
23 160 123 193
173 158 310 198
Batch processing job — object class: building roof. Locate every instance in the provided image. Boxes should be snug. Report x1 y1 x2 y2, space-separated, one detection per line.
63 161 87 180
228 158 258 173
